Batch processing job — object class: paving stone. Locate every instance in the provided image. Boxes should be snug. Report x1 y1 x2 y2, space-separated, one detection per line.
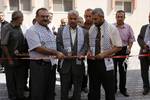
1 44 150 100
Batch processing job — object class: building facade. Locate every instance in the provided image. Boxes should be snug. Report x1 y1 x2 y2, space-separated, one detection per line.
0 0 150 35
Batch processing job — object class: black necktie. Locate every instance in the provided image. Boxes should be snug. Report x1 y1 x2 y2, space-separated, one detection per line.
95 27 101 55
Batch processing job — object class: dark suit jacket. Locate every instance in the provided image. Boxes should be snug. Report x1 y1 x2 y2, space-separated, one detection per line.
56 26 88 73
0 20 9 39
0 20 8 56
137 24 149 58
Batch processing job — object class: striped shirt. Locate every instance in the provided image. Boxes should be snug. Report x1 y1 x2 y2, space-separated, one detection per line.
114 23 135 46
25 22 56 59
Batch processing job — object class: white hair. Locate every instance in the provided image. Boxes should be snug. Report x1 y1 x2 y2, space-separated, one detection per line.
68 10 79 17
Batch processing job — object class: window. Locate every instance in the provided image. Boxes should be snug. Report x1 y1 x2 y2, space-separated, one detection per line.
114 0 136 13
9 0 19 10
53 0 73 12
9 0 31 11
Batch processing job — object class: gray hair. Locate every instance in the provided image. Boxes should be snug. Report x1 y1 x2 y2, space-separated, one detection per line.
92 8 104 16
68 10 79 17
12 10 23 20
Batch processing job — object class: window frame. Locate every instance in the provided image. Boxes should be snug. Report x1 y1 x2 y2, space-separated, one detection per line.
8 0 32 12
52 0 74 12
113 0 136 13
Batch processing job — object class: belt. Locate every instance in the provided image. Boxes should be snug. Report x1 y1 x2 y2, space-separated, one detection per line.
115 46 128 55
31 60 52 66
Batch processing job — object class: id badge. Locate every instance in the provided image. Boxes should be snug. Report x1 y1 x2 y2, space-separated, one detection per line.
104 58 114 71
90 47 95 56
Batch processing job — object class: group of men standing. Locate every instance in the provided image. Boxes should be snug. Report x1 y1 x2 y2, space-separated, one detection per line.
1 7 150 100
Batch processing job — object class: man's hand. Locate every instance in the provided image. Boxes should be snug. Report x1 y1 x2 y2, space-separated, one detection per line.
78 53 85 60
87 51 95 60
56 52 65 59
95 53 105 59
144 44 149 50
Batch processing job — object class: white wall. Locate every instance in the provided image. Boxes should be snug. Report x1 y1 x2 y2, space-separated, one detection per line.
52 0 109 30
1 0 150 34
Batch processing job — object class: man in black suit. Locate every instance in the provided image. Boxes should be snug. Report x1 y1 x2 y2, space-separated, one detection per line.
57 10 88 100
0 12 8 73
137 12 150 95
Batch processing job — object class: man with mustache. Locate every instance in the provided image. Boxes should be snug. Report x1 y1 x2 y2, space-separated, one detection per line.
113 10 135 97
1 11 28 100
87 8 122 100
25 8 64 100
57 10 88 100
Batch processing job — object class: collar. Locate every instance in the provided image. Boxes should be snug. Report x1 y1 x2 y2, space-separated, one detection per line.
70 28 76 33
115 23 125 29
69 25 77 31
84 21 92 30
10 22 20 28
35 22 50 30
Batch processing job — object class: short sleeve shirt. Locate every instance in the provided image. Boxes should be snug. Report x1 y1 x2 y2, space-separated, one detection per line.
100 22 122 48
1 23 25 56
114 23 135 46
25 23 56 58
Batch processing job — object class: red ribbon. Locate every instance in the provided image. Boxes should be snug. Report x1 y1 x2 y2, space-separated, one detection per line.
0 53 150 60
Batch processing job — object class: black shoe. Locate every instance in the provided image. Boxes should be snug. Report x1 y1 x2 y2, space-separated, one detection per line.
120 91 129 97
143 88 149 95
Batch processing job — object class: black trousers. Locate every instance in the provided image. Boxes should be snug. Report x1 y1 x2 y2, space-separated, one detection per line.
81 74 88 90
114 46 128 92
60 64 84 100
139 56 150 89
30 60 56 100
5 64 26 100
23 59 30 89
88 59 115 100
81 63 88 90
0 46 4 68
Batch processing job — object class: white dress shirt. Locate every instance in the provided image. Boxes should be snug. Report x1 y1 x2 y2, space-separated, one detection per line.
70 28 76 45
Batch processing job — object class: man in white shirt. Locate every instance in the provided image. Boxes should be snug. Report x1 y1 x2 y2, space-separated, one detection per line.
25 8 64 100
87 8 122 100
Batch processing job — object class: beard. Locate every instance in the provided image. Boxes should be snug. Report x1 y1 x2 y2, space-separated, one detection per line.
95 21 104 27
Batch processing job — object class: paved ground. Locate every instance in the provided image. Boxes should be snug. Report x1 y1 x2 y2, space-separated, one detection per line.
1 42 150 100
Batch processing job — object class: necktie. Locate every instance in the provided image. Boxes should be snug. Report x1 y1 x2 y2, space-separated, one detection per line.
95 27 101 55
